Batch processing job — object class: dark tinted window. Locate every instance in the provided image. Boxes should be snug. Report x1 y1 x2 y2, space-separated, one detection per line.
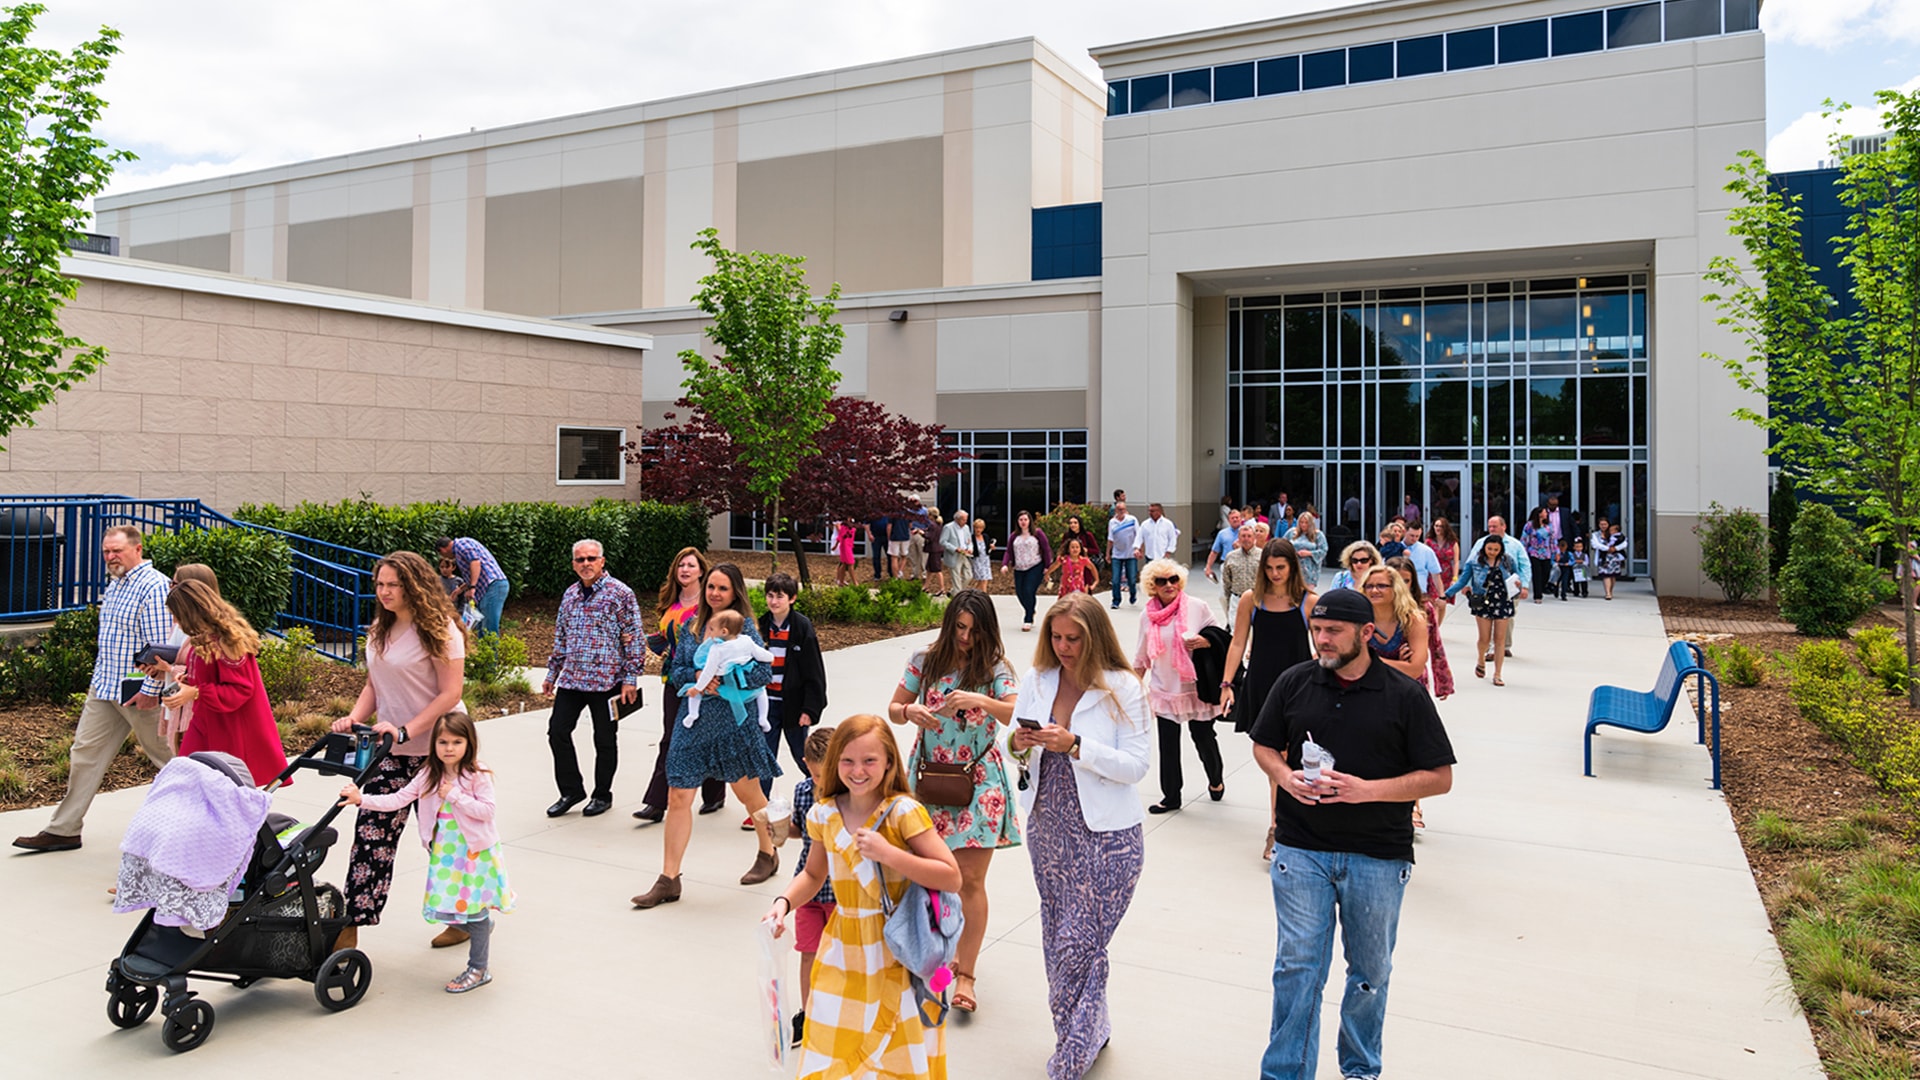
1397 35 1444 76
1258 56 1300 95
1551 11 1604 55
1131 74 1170 112
1107 80 1129 117
1607 3 1662 47
1214 61 1255 101
1723 0 1759 32
1498 20 1549 63
1447 26 1496 69
1171 68 1211 107
1665 0 1720 39
1303 49 1347 90
1348 42 1394 83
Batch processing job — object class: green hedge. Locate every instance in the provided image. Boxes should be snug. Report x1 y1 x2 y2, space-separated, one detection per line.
1787 639 1920 819
146 527 294 632
1035 502 1112 561
0 606 97 703
236 498 709 598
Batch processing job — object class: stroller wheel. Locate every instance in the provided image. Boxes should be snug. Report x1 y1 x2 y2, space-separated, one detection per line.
160 999 214 1052
106 980 158 1029
315 948 372 1012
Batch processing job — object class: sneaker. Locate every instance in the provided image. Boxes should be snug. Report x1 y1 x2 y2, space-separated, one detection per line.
741 814 756 832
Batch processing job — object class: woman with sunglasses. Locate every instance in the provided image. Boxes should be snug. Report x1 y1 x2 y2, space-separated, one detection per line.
1327 540 1383 593
1132 559 1225 814
1220 538 1317 858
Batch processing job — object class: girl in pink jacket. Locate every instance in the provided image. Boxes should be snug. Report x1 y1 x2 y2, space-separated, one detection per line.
340 712 513 993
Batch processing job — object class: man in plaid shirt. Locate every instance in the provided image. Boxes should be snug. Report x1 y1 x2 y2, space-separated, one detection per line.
438 534 510 636
15 525 174 852
540 539 644 818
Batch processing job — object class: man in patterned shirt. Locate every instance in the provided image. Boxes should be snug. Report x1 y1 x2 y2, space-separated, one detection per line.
15 526 174 852
437 534 510 636
540 539 643 818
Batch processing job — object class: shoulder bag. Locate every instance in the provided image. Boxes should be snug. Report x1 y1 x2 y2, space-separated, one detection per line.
911 683 977 808
867 798 964 1028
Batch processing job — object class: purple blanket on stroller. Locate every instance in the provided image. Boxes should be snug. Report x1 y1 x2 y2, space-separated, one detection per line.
114 754 272 930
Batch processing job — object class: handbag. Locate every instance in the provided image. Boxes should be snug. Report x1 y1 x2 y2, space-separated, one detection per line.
910 683 977 807
914 758 975 807
868 798 964 1029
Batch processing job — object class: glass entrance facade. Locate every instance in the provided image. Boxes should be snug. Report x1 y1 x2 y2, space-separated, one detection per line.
1227 273 1650 575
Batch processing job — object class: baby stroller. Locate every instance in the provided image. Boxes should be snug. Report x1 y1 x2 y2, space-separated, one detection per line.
104 727 391 1052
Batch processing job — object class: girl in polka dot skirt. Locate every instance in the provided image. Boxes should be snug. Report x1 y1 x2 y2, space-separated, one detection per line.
341 711 514 993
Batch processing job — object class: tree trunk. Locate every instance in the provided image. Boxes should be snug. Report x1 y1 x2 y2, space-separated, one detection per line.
767 495 782 574
1904 524 1918 709
787 519 814 591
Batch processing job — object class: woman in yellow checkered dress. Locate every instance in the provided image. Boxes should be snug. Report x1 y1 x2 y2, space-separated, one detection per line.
767 714 963 1080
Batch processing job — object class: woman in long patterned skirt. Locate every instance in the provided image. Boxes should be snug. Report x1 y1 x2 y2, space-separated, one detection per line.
1012 594 1151 1078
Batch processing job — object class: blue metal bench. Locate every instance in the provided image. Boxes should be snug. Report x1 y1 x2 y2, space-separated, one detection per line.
1583 640 1721 789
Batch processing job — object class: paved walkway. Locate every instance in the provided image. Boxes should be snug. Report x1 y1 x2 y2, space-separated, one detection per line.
2 580 1821 1076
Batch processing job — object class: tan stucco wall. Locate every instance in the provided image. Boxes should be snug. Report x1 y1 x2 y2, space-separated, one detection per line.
0 277 643 510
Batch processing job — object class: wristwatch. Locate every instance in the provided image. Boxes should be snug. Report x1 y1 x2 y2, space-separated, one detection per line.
1069 734 1083 760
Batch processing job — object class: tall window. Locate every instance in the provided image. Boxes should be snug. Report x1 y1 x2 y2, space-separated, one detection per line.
938 429 1089 535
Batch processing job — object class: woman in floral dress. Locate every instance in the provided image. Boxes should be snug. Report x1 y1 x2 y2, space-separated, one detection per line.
887 589 1019 1014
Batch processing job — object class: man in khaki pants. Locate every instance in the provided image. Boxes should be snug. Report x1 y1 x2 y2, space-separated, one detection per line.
13 525 175 852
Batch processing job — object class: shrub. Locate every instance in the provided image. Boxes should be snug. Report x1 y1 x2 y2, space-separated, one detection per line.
1770 480 1798 577
0 606 99 703
236 497 708 598
465 630 530 686
145 527 293 632
257 626 319 702
1779 503 1880 636
1708 641 1768 687
1036 502 1112 562
1852 626 1910 697
1693 502 1770 602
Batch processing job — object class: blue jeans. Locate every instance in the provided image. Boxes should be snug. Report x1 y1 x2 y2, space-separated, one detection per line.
1262 843 1411 1080
474 578 510 636
1109 557 1138 606
1014 564 1045 625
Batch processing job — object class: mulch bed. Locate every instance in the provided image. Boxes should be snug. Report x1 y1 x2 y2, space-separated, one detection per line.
1655 596 1917 896
0 701 160 813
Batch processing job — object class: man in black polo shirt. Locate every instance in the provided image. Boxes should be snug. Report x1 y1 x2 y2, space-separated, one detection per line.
1249 588 1456 1080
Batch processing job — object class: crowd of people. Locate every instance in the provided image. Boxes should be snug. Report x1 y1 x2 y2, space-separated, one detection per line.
14 495 1630 1078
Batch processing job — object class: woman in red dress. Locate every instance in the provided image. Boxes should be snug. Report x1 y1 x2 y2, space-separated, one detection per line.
163 579 289 786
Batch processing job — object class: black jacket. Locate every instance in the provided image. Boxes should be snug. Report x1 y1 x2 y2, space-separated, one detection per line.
758 610 829 723
1192 625 1235 705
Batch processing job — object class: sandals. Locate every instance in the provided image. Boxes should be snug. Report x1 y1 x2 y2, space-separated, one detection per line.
445 966 492 994
1474 662 1485 679
952 970 977 1013
1492 676 1505 687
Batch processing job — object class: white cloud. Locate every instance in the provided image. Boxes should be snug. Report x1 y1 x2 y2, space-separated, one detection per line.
1763 0 1920 49
29 1 1342 198
1767 73 1920 169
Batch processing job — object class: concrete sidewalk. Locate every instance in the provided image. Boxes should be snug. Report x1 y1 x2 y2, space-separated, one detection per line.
1 583 1821 1076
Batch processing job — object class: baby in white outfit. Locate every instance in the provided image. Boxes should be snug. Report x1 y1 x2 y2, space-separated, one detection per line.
681 609 774 731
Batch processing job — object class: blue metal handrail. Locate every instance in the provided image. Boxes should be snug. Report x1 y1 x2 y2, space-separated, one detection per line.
0 495 377 664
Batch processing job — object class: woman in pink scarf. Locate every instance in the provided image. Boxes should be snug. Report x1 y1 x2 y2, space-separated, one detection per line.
1131 558 1224 814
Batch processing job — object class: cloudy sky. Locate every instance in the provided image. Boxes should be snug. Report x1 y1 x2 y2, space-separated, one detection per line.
26 0 1918 198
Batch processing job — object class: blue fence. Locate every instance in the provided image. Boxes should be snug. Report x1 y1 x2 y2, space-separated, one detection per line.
0 495 378 664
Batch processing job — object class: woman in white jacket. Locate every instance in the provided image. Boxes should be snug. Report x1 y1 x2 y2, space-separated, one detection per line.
1011 593 1152 1080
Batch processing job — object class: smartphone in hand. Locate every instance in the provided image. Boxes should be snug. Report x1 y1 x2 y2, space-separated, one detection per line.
1015 717 1043 730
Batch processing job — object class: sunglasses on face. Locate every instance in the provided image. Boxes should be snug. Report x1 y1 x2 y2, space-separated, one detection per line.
1349 557 1373 566
573 556 602 563
1362 582 1389 591
1152 576 1179 587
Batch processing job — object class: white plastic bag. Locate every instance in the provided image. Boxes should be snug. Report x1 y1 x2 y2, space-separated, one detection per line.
754 920 791 1071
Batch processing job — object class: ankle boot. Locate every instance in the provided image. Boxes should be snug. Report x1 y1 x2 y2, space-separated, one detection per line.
631 874 682 908
739 849 778 886
332 925 358 953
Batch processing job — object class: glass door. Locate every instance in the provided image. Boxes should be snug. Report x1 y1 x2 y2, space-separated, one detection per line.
1425 465 1470 550
1589 465 1626 553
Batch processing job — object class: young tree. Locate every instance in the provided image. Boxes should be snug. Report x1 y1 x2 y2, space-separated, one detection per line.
675 228 842 573
1705 89 1920 703
629 396 956 587
0 4 134 449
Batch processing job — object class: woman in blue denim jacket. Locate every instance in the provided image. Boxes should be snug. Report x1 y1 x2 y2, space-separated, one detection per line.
1444 534 1524 686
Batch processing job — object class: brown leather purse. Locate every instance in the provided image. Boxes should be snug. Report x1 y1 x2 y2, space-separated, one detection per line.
914 758 975 807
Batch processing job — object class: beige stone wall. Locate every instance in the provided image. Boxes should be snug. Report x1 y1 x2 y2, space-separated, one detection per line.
0 277 643 511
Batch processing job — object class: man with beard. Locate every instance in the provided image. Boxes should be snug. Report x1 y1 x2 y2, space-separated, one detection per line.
1248 588 1456 1080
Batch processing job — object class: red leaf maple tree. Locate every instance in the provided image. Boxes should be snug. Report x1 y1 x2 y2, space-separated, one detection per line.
627 396 959 526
